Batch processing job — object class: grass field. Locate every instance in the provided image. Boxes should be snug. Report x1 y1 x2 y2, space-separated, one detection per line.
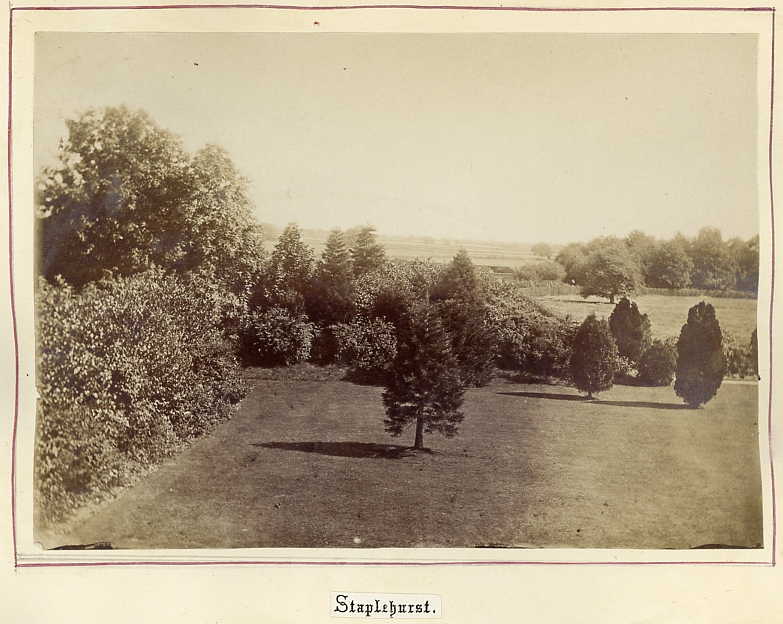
536 294 759 342
40 366 762 550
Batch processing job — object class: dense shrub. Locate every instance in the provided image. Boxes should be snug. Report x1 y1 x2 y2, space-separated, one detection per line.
723 330 756 379
35 269 245 522
435 299 495 387
513 260 566 284
485 282 575 380
638 338 678 386
354 259 443 326
332 318 398 380
245 306 316 366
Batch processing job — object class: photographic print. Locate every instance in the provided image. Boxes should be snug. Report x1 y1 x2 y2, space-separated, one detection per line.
24 24 768 557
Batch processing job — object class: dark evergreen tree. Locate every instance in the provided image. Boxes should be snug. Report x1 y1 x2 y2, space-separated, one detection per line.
428 250 494 386
382 303 466 450
309 228 355 326
569 313 619 398
674 301 727 408
750 328 759 379
435 299 495 387
350 225 386 278
608 297 652 365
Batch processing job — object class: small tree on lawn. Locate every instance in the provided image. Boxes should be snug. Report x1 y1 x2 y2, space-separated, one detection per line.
608 297 652 365
382 303 466 450
674 301 727 408
569 313 619 399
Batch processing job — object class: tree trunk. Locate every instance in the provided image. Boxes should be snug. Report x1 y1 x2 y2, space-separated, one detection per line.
413 415 425 450
609 294 615 304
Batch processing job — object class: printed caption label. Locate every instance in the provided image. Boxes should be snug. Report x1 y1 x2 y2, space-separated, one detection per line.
331 592 441 619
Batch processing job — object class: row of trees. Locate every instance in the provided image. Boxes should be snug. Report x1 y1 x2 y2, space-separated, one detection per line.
524 229 759 302
569 299 750 409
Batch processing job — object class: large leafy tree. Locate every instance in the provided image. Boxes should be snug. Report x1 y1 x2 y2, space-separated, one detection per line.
382 303 466 450
36 105 264 290
569 313 619 398
728 234 760 294
645 238 693 289
531 242 553 259
578 237 642 303
555 242 588 284
608 297 652 365
674 302 727 408
689 227 738 291
624 229 656 277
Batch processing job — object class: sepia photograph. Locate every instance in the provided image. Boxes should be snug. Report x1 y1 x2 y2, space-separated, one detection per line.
6 3 783 623
27 29 767 555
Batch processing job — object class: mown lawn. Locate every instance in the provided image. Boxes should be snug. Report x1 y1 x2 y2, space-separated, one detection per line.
536 294 759 342
38 367 763 550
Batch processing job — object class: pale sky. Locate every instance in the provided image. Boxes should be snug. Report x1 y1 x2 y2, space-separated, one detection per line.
35 32 760 245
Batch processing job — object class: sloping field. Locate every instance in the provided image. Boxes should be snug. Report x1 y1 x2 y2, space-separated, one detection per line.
536 294 759 342
39 368 763 551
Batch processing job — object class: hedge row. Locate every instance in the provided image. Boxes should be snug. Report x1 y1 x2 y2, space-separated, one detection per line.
35 269 246 522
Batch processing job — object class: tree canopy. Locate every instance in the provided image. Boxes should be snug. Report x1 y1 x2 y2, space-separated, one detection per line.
577 237 642 303
37 105 264 291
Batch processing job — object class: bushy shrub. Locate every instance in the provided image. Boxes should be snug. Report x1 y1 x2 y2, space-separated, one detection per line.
513 260 566 284
245 306 316 366
332 318 398 380
35 269 245 522
435 299 495 387
722 330 756 379
638 338 678 386
485 282 575 380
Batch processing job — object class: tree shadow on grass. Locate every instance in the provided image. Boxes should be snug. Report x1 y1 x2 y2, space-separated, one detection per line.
498 391 589 402
499 391 690 411
251 441 420 459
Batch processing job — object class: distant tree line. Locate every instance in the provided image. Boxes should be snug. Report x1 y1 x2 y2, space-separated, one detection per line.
522 229 759 302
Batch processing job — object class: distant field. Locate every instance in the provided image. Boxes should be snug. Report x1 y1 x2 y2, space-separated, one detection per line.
42 368 762 550
536 294 759 342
